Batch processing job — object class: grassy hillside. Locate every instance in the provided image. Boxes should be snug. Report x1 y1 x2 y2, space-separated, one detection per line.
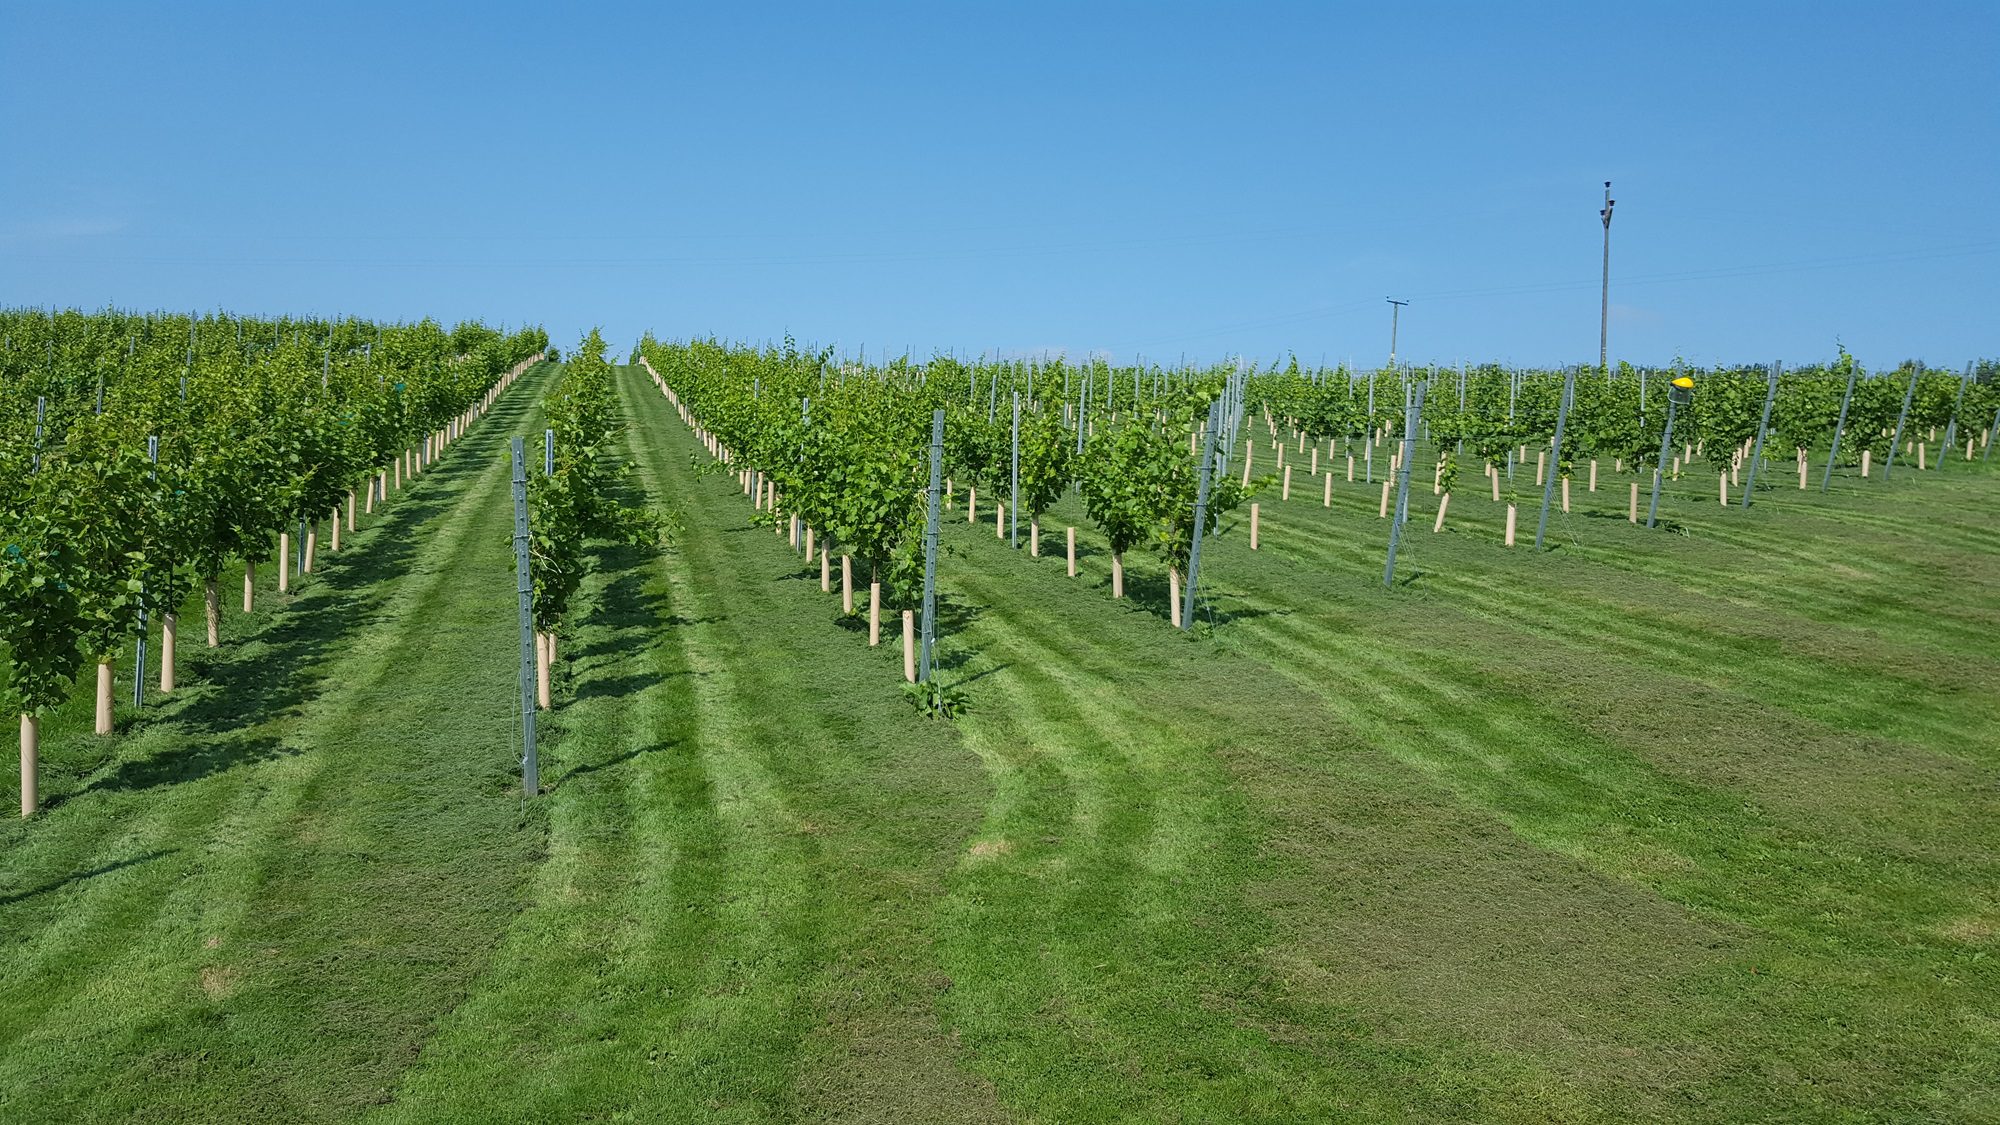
3 363 1994 1122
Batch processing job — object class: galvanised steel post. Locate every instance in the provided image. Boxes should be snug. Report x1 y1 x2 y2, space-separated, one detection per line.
1883 364 1921 480
510 439 537 796
545 429 554 476
1396 375 1415 525
1074 371 1089 455
1534 365 1579 549
1821 366 1857 491
32 397 45 473
1183 400 1222 629
1941 362 1971 455
1740 362 1781 508
134 434 160 708
1010 391 1021 549
1985 402 2000 463
1647 393 1681 529
1599 182 1615 376
921 410 944 682
1216 366 1232 474
1384 377 1427 586
1365 367 1376 484
1456 362 1466 457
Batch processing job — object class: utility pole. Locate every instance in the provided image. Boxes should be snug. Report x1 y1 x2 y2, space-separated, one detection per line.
1599 181 1616 378
1386 298 1409 366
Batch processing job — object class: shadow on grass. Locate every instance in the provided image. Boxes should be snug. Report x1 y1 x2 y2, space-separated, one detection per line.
0 848 178 906
551 738 683 790
946 660 1014 688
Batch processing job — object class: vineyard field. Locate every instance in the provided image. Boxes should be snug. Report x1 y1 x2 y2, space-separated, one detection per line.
5 348 1995 1122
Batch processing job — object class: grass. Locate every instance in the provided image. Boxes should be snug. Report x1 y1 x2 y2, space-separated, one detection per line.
2 378 1995 1122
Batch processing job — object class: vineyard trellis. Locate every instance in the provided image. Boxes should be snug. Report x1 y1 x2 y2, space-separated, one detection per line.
2 307 548 815
633 336 1995 694
18 314 1985 804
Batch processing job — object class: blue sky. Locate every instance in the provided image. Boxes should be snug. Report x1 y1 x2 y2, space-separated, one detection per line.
3 2 1994 370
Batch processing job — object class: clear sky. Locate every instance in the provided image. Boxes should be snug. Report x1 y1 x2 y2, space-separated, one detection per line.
3 1 1994 371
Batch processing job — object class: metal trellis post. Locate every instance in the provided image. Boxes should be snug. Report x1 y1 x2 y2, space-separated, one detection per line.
1010 391 1021 548
1941 362 1971 455
1534 365 1578 549
1385 377 1427 586
1647 395 1679 529
134 435 160 708
921 410 944 682
511 439 538 796
1883 365 1920 481
1822 367 1856 491
1183 400 1222 628
1740 361 1780 508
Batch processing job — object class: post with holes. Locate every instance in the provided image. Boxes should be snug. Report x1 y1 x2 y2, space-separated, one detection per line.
1648 377 1691 528
1534 365 1578 549
134 435 161 707
1396 377 1418 526
545 428 555 476
1883 364 1920 480
920 410 944 683
1074 371 1089 455
1740 361 1781 508
1364 367 1376 483
1456 362 1466 457
1010 391 1021 549
1183 400 1222 628
1821 366 1856 491
1942 362 1972 455
511 438 538 796
1384 376 1427 586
